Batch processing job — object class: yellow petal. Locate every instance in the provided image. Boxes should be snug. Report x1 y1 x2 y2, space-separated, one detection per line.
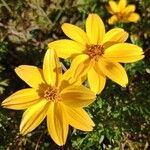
64 105 94 131
20 99 48 135
69 54 91 82
58 69 72 91
108 15 118 25
61 85 96 107
108 1 119 13
61 23 89 45
127 13 140 22
43 49 62 86
60 68 73 83
106 5 114 14
103 43 144 63
102 28 128 47
59 69 83 90
48 40 85 59
2 88 40 110
88 67 106 94
86 13 105 44
15 65 45 89
47 102 68 146
99 58 128 87
123 5 136 14
118 0 127 10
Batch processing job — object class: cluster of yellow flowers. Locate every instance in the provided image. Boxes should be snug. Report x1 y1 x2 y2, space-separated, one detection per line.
2 0 143 147
107 0 140 24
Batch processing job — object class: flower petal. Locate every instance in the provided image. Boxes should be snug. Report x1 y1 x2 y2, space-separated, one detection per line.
43 49 62 86
69 54 92 82
2 88 40 110
123 5 136 14
106 5 114 14
108 15 118 25
47 102 68 146
61 69 74 83
88 67 106 94
102 28 128 47
103 43 144 63
103 28 128 43
108 1 119 13
64 106 95 131
86 13 105 44
61 23 89 45
98 58 128 87
59 69 84 90
61 85 96 107
15 65 45 89
118 0 127 10
20 100 48 135
127 13 140 22
48 40 85 59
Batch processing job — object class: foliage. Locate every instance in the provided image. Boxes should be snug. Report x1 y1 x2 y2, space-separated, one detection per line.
0 0 150 149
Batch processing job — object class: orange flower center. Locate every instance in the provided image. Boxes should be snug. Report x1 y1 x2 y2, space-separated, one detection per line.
86 44 104 61
38 84 61 102
117 13 124 19
116 12 131 21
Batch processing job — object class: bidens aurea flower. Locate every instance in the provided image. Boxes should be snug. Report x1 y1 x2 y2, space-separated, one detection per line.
107 0 140 24
2 49 95 146
49 13 144 94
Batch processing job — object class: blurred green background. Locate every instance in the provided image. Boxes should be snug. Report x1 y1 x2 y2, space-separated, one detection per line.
0 0 150 149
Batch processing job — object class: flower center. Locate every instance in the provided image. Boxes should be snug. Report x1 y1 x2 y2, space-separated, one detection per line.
38 84 61 102
117 13 125 20
86 44 104 61
116 12 131 21
44 87 60 101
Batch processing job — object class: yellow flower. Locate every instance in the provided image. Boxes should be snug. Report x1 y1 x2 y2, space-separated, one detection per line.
48 13 144 94
107 0 140 24
1 49 95 146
